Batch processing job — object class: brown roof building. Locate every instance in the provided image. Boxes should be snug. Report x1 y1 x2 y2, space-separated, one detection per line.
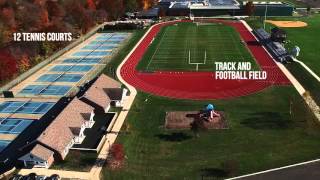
19 75 124 168
19 144 54 168
81 74 122 112
37 97 94 160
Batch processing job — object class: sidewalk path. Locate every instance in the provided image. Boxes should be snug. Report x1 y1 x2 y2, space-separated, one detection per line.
19 169 90 179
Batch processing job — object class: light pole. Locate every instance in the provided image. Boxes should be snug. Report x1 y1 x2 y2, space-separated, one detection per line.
263 3 268 29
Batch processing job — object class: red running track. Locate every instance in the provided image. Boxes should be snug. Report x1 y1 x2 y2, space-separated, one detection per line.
120 20 291 100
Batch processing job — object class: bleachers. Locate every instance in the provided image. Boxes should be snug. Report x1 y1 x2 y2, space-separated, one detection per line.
254 28 291 63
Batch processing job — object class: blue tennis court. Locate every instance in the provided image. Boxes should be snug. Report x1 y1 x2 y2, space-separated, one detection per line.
89 41 120 45
95 37 125 41
36 74 83 82
95 36 112 41
0 101 55 114
63 58 102 64
89 41 105 45
0 140 10 152
0 118 33 134
107 40 123 43
50 65 93 72
19 85 71 96
113 34 129 38
103 41 121 45
81 45 114 51
110 36 126 40
72 51 111 57
98 34 113 37
96 36 125 40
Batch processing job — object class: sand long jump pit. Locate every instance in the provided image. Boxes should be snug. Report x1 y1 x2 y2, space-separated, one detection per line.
266 20 308 28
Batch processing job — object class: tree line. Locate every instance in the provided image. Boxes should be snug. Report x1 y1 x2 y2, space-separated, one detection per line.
0 0 156 84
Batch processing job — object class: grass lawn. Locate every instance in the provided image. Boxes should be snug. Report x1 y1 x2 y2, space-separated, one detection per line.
286 63 320 105
137 22 258 72
102 87 320 179
50 151 97 172
246 14 320 105
246 14 320 76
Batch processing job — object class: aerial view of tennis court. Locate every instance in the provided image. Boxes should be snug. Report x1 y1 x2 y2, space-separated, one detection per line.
0 99 57 153
137 22 257 71
0 32 131 157
9 32 130 98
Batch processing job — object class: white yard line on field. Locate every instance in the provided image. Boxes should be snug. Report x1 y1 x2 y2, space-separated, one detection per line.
146 28 169 71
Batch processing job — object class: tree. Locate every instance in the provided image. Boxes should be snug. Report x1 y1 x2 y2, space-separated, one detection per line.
137 0 155 10
0 49 17 82
46 1 65 18
245 1 255 17
96 9 108 23
65 0 86 26
125 0 138 12
16 1 44 31
18 54 30 73
86 0 96 10
107 143 125 169
0 7 17 30
39 8 49 27
97 0 125 20
81 11 94 33
307 6 311 15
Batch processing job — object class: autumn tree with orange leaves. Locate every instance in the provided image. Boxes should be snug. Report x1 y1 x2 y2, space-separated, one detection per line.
87 0 96 10
0 50 17 82
18 54 30 73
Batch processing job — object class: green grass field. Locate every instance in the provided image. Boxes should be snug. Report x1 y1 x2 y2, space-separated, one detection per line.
137 22 258 71
246 14 320 76
102 87 320 179
98 26 320 179
246 14 320 106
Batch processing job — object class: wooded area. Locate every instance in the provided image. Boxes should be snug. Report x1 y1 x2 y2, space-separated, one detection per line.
0 0 156 84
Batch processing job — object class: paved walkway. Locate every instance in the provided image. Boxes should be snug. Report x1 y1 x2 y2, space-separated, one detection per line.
19 169 90 179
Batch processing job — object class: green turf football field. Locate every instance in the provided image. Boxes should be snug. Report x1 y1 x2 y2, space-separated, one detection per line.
137 22 258 72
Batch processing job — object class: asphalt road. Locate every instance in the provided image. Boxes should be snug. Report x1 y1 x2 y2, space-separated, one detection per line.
239 161 320 180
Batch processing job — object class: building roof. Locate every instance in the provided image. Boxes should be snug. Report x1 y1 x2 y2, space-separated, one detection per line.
37 98 93 159
136 8 160 18
104 88 124 101
82 74 122 109
83 85 111 110
62 98 93 128
29 144 54 161
94 74 121 89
